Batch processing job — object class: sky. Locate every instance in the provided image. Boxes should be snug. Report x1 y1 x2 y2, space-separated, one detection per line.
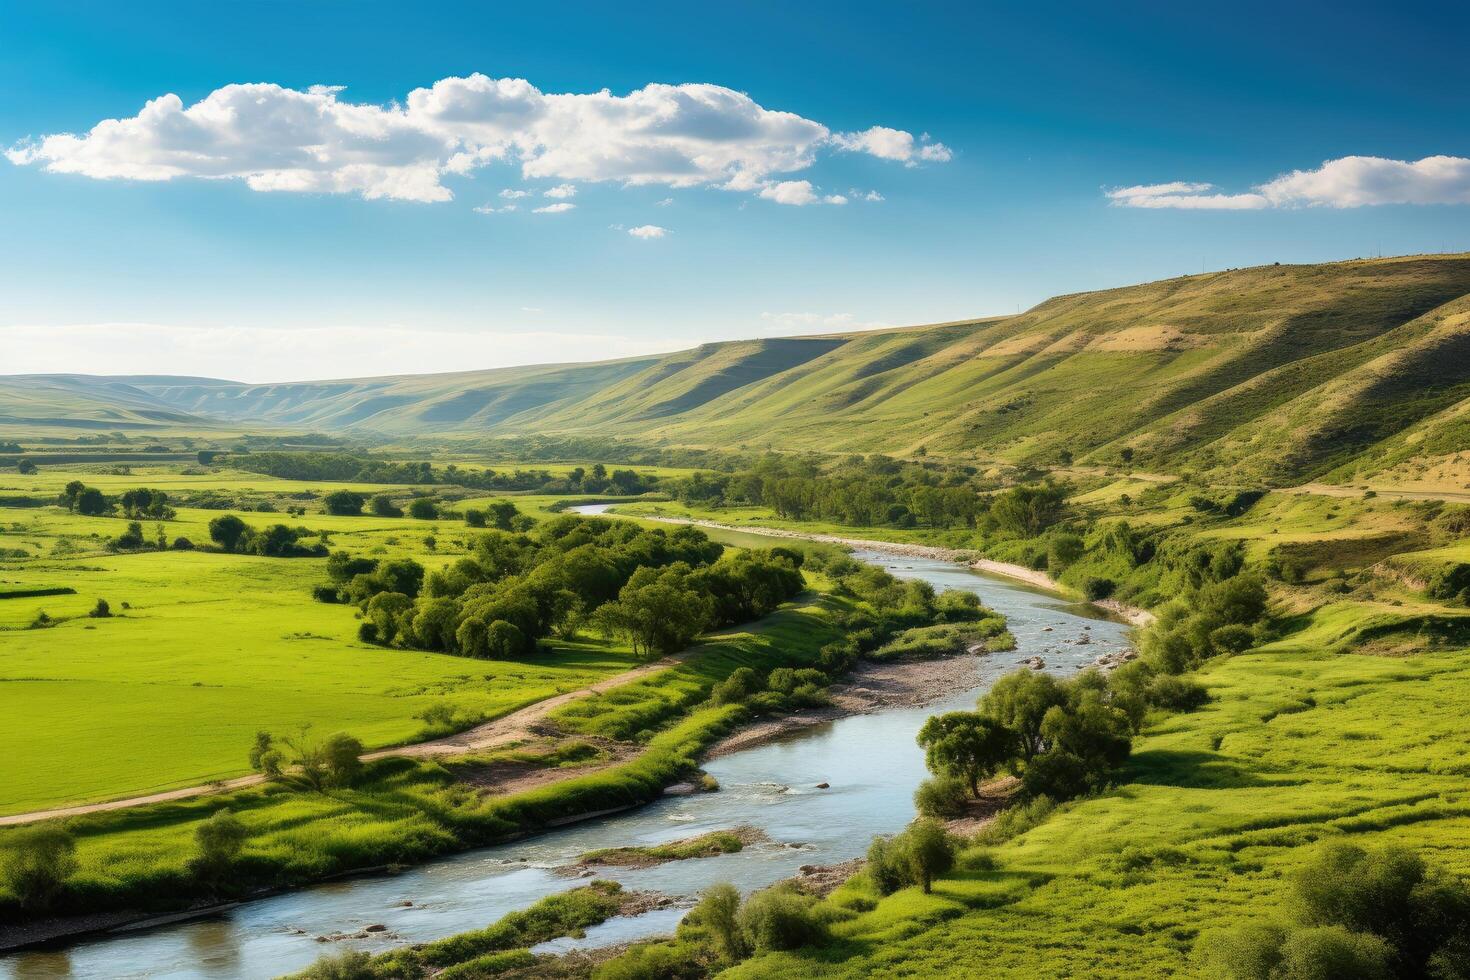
2 0 1468 382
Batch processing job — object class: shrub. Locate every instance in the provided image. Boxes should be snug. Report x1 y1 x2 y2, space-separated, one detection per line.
1083 577 1116 601
1147 674 1209 711
711 666 762 706
294 950 376 980
914 775 970 819
0 826 77 910
902 819 957 893
89 598 111 618
172 536 194 550
408 498 439 520
692 882 748 963
192 809 248 881
737 886 829 952
370 494 403 518
311 585 341 603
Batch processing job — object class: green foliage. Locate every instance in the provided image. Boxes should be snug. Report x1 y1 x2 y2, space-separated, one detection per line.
322 490 364 516
737 885 831 952
914 774 970 818
917 712 1015 795
0 825 76 910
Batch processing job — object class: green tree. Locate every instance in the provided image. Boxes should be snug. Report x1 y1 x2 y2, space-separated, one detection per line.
370 494 402 518
693 882 749 963
77 487 109 516
208 514 249 551
322 491 365 516
901 819 956 894
980 670 1066 761
61 480 85 512
916 712 1016 795
408 498 439 520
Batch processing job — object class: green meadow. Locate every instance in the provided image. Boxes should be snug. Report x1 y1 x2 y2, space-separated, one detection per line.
729 610 1470 978
0 474 664 815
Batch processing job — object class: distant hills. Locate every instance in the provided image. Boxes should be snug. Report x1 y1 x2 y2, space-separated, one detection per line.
7 254 1470 485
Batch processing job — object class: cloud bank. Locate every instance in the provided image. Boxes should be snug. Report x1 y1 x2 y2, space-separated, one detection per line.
7 75 950 204
1108 156 1470 210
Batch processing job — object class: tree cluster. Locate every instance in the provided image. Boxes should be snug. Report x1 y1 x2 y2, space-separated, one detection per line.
319 516 805 661
231 452 659 495
59 481 175 519
1198 842 1470 979
208 514 328 558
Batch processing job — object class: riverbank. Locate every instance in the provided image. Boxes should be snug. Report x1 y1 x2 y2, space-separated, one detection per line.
706 652 992 759
614 511 1156 627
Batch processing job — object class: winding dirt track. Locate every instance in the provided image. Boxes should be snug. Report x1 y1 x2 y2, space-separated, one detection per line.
0 655 687 827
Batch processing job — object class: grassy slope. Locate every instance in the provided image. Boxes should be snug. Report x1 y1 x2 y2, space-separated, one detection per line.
8 256 1470 485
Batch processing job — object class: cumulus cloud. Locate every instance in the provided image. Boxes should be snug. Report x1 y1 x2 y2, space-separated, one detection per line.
532 202 575 213
499 188 530 199
863 190 884 202
627 224 668 238
833 126 952 166
759 180 818 205
542 183 577 198
823 194 848 205
473 202 518 214
8 75 951 204
1109 156 1470 210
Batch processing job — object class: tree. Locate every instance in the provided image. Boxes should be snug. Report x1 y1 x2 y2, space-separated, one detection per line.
208 514 249 552
486 500 519 530
408 498 438 520
192 809 248 881
16 459 36 474
76 487 109 516
990 483 1068 536
89 598 111 618
1 826 77 910
901 819 956 894
370 494 402 518
322 490 365 516
464 508 487 528
916 712 1016 796
980 670 1066 761
61 480 85 512
249 730 284 777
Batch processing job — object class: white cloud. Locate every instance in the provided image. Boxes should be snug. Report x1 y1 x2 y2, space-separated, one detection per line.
499 188 530 199
543 182 577 198
627 224 668 239
823 194 848 205
1106 182 1268 210
1109 156 1470 210
655 197 674 206
0 321 686 383
9 75 951 204
758 180 820 206
863 190 884 202
833 126 952 166
473 202 518 214
532 202 576 214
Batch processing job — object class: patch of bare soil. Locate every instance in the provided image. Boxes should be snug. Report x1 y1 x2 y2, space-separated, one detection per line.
705 655 981 759
454 737 641 797
944 777 1019 837
787 858 866 898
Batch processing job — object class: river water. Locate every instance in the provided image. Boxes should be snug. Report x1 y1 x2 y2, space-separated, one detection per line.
1 518 1133 979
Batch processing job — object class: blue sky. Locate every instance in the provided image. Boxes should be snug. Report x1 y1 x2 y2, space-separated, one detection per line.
3 0 1468 381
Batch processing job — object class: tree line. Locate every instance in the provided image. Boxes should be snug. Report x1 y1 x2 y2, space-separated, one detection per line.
229 452 659 495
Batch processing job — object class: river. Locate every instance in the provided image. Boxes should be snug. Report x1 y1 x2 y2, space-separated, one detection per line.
1 514 1134 979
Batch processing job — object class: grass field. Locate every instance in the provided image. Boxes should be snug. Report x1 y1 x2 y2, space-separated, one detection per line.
729 608 1470 978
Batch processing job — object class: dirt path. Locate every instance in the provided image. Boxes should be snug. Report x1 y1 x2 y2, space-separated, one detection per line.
626 513 1156 626
0 655 688 828
1284 482 1470 504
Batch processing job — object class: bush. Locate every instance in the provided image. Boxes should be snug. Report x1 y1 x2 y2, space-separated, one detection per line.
1147 674 1209 711
0 826 77 910
311 585 341 603
1083 577 1116 601
914 775 970 819
322 491 365 516
192 809 248 882
294 950 376 980
89 598 111 618
370 494 403 518
408 498 439 520
737 886 829 952
692 882 748 963
172 536 194 550
710 666 762 706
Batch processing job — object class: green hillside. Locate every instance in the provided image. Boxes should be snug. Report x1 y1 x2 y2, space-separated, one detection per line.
6 254 1470 484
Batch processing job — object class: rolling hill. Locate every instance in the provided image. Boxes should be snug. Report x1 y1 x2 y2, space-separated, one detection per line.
6 253 1470 485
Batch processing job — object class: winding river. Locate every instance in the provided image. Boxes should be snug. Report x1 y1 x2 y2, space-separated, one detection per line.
1 515 1133 979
